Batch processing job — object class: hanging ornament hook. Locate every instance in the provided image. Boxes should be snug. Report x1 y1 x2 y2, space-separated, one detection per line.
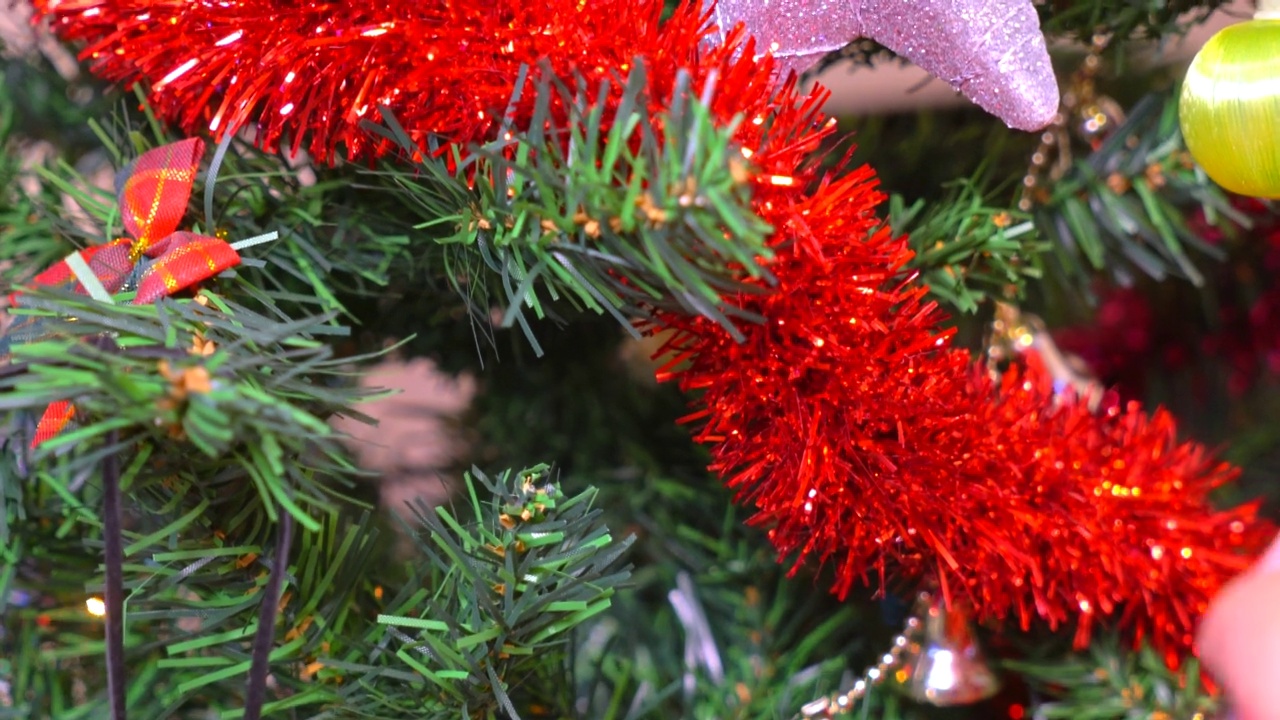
987 302 1105 411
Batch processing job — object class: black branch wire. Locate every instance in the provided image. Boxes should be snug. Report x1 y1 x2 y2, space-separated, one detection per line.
102 426 127 720
244 508 295 720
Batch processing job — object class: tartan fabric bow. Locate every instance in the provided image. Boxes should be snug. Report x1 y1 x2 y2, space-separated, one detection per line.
10 138 241 446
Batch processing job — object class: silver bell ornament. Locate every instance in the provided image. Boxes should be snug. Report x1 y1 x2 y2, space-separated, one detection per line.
794 592 1001 717
889 593 1001 706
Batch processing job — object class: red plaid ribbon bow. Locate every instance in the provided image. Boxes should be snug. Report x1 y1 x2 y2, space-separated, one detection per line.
12 138 241 446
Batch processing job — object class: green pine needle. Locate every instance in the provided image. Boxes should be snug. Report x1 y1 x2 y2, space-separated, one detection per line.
360 465 633 720
362 59 774 351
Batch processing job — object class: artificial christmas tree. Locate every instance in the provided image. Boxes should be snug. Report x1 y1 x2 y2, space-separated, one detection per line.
2 0 1278 718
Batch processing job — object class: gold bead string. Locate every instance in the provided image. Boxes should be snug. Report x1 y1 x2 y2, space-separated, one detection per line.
985 301 1036 379
1018 32 1123 211
1018 117 1069 212
795 594 931 719
985 302 1106 411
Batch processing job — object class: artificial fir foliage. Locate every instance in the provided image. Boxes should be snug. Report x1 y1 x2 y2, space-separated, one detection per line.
3 0 1280 719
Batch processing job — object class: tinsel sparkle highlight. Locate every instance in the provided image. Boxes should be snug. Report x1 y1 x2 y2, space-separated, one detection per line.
36 0 1273 663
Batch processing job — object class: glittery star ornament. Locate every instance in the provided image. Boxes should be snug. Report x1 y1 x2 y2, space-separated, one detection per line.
710 0 1060 131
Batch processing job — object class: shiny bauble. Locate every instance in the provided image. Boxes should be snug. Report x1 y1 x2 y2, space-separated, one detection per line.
889 595 1000 706
1179 19 1280 198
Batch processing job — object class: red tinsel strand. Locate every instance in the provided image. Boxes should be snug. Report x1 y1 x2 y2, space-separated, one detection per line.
36 0 1274 663
654 155 1271 660
33 0 718 163
650 103 1271 661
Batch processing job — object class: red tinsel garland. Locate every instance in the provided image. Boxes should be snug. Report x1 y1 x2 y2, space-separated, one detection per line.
649 152 1270 661
33 0 1273 662
33 0 713 163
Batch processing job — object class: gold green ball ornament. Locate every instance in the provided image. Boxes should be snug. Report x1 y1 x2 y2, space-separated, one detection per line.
1179 15 1280 198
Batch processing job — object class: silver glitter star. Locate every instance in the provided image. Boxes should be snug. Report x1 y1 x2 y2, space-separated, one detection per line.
712 0 1060 131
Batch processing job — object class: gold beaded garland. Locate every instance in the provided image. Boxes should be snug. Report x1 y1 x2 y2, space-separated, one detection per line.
1179 18 1280 198
795 593 999 718
1018 33 1121 212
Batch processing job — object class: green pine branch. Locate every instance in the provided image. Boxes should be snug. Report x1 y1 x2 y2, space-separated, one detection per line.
0 103 411 325
0 97 364 720
361 59 775 352
892 179 1045 314
0 283 389 717
2 285 378 525
456 330 873 718
339 465 632 719
854 88 1261 316
1006 635 1219 719
0 429 386 718
1026 89 1244 301
1039 0 1230 42
0 40 110 151
811 1 1229 80
0 225 638 718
